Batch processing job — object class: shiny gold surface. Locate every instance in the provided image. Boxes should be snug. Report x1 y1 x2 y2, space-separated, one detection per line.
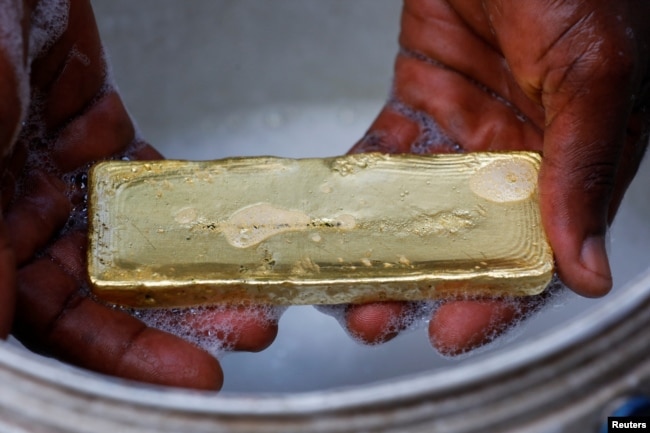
87 152 553 308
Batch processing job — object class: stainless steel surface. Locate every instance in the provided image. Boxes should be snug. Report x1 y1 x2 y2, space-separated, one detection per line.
0 1 648 431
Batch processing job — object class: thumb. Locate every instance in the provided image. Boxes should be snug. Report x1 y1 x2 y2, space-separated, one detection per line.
483 0 648 297
538 54 638 298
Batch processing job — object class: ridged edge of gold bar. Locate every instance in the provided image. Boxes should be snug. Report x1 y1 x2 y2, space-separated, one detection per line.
89 272 554 308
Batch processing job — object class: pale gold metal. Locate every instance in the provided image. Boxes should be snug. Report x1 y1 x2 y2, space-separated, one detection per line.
87 152 553 308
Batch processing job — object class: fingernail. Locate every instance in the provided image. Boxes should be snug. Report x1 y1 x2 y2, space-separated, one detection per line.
581 235 613 287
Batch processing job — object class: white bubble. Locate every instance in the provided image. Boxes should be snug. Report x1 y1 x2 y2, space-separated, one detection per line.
315 301 437 345
0 1 24 66
387 95 461 154
0 0 31 152
436 275 568 359
131 304 285 357
28 0 70 61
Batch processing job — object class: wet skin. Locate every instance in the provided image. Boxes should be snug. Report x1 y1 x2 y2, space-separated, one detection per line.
1 0 649 389
0 0 277 390
344 0 650 353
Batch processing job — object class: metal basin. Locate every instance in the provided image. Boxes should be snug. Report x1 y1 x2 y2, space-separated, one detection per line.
1 1 649 431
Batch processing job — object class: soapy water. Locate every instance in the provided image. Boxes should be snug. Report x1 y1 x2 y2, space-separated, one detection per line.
80 0 648 393
348 95 463 155
389 96 463 154
433 276 570 359
0 0 70 154
311 275 567 356
215 277 576 392
87 96 640 392
0 1 28 149
131 304 286 357
126 282 568 375
2 0 645 396
11 91 647 393
8 17 643 388
16 86 647 392
0 1 25 71
316 301 439 346
140 102 648 393
28 0 70 61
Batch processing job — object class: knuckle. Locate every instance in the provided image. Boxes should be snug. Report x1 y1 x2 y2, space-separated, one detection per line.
546 142 620 197
570 156 618 194
540 14 639 94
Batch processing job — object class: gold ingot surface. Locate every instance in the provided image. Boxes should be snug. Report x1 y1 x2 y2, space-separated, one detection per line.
87 152 553 308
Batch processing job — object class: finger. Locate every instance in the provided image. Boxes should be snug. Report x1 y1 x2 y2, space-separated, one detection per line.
1 141 28 209
0 26 23 338
4 170 71 264
30 0 106 131
52 91 135 172
50 231 279 353
344 104 424 343
0 0 28 157
14 253 223 390
345 302 418 344
186 306 279 352
428 298 526 356
0 51 24 156
127 138 164 161
141 306 280 353
392 52 544 152
28 0 135 171
390 0 545 152
402 0 546 129
349 106 420 154
0 220 16 338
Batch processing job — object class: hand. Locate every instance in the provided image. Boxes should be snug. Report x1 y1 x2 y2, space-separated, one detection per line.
0 0 278 389
337 0 650 354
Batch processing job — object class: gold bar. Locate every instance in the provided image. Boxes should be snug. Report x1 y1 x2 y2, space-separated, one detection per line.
87 152 553 308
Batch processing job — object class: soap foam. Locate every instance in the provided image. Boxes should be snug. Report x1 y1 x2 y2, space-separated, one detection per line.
435 275 568 359
0 0 71 145
387 95 462 154
0 0 29 152
316 300 438 345
28 0 70 61
131 304 286 357
312 276 566 354
0 1 24 68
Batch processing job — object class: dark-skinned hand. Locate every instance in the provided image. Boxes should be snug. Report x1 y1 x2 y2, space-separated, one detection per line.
2 0 649 390
338 0 650 354
0 0 278 390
